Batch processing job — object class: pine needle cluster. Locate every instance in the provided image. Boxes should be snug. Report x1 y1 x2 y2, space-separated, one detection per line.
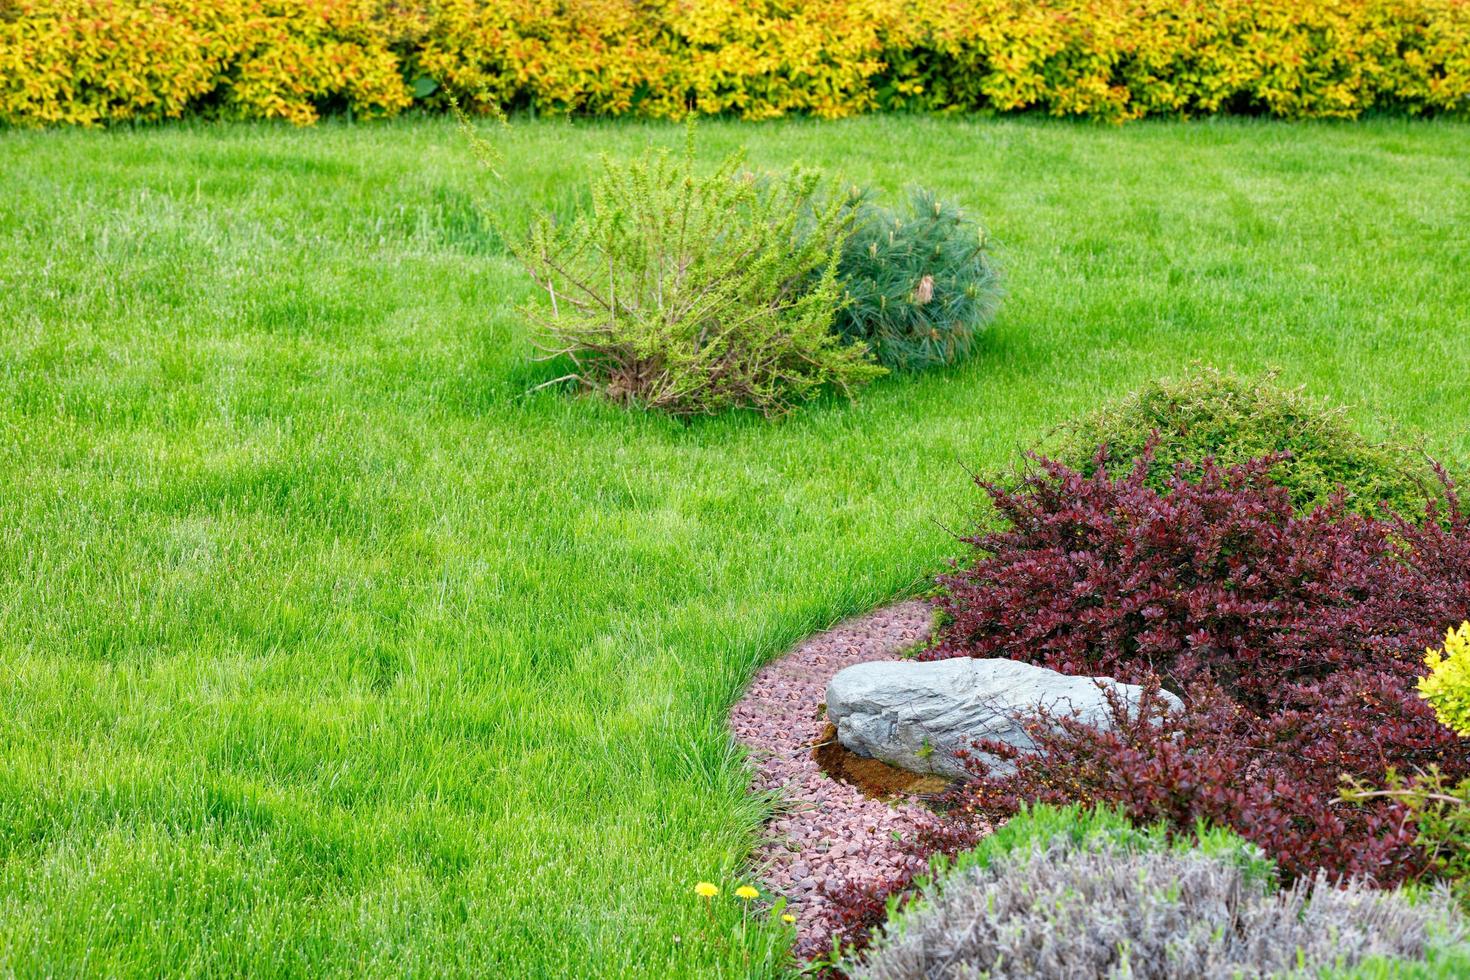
830 188 1002 372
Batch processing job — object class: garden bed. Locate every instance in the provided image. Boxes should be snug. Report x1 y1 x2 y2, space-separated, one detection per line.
752 370 1470 975
729 600 974 954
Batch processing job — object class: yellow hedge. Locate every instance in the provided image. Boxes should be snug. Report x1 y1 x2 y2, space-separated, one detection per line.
0 0 415 125
2 0 1467 125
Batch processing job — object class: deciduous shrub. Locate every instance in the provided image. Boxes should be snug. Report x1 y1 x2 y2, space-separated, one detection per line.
1421 622 1470 735
512 131 884 417
880 0 1470 122
416 0 892 121
934 451 1470 710
930 450 1470 883
1343 768 1470 908
809 817 982 964
4 0 1469 126
852 816 1465 979
0 0 416 126
1038 368 1439 518
828 189 1002 372
952 681 1441 883
1343 641 1470 909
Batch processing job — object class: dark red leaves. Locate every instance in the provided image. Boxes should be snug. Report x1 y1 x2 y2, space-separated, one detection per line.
934 448 1470 885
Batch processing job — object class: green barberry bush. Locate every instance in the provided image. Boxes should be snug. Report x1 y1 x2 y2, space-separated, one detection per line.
1040 367 1441 519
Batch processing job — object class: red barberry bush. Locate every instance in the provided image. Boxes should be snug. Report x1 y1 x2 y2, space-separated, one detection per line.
932 448 1470 885
807 817 982 965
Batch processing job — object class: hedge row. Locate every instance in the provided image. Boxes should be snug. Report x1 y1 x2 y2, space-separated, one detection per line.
3 0 1468 126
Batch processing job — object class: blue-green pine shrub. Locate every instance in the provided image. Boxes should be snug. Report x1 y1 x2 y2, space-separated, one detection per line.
831 188 1002 372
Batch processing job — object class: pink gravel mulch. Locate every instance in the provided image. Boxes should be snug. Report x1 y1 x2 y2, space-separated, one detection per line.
728 599 956 953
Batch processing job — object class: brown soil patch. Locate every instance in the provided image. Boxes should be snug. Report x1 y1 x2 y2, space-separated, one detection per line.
811 722 952 800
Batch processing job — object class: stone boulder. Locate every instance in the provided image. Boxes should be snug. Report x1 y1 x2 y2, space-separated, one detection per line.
825 658 1182 779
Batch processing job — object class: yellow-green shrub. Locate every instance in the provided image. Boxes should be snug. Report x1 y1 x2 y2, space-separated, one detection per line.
413 0 893 120
1421 622 1470 736
0 0 414 126
885 0 1470 121
2 0 1467 126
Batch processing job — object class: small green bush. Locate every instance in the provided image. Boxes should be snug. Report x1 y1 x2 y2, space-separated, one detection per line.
514 131 884 417
1343 767 1470 913
830 188 1002 372
938 803 1274 883
1040 367 1439 518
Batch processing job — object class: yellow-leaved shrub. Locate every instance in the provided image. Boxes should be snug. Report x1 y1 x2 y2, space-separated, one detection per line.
889 0 1470 121
1421 622 1470 737
0 0 415 126
2 0 1467 126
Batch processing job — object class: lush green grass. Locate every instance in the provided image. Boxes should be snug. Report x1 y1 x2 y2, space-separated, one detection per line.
1 115 1468 977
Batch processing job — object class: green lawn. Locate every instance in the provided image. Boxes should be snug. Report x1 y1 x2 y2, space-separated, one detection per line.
2 115 1468 978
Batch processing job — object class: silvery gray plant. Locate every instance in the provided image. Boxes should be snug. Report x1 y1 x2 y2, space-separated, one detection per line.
854 833 1464 979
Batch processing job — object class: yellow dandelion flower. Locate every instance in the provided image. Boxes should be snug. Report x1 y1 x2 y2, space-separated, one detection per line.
694 882 719 899
781 913 796 924
735 885 759 901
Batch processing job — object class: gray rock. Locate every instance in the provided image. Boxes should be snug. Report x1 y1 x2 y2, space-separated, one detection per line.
825 658 1182 779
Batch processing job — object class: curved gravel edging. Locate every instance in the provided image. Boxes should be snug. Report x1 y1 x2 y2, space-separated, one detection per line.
729 599 954 953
